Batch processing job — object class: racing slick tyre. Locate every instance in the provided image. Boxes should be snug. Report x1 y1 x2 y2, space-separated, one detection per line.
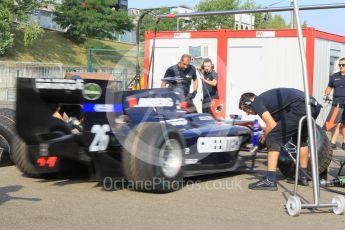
0 108 15 119
278 125 332 178
0 108 16 166
122 123 185 193
0 108 49 176
11 118 71 179
11 135 45 178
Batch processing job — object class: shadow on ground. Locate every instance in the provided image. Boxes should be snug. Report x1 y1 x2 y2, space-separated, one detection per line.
0 185 41 205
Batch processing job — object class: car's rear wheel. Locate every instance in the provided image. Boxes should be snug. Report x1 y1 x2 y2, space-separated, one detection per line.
11 135 43 177
0 108 16 166
0 107 51 177
122 123 184 193
0 130 12 166
278 125 332 178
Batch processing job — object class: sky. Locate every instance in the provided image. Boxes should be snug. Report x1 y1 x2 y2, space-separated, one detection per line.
128 0 345 36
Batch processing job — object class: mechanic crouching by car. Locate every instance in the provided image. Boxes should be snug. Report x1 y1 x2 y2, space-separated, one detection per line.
239 88 322 191
161 54 198 99
197 58 219 114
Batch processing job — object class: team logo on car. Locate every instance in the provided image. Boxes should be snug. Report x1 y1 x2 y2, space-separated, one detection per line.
83 83 102 100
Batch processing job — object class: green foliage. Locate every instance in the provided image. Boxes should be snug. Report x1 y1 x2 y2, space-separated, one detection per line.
240 0 265 29
138 0 292 41
54 0 135 43
139 9 180 41
20 21 44 47
0 0 50 55
265 14 287 29
0 27 14 56
302 21 308 29
239 0 288 29
193 0 240 30
0 1 14 56
0 29 135 66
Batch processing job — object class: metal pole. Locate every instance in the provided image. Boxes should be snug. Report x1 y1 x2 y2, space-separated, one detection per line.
148 19 160 89
294 116 307 196
290 0 295 29
177 17 180 31
292 0 320 204
135 10 154 90
157 3 345 18
87 49 93 72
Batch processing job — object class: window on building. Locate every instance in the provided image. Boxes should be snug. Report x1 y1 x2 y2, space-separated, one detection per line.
189 45 209 58
204 46 209 57
330 48 341 75
189 46 201 58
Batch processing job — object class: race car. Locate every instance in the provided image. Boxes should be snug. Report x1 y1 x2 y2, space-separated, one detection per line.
13 77 253 192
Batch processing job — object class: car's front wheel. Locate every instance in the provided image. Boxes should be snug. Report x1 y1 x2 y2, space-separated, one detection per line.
122 123 185 193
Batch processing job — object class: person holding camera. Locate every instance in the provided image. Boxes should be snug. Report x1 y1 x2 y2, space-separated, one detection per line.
197 58 218 114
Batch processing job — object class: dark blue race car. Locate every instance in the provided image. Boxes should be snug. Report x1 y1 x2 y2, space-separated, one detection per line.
13 77 253 192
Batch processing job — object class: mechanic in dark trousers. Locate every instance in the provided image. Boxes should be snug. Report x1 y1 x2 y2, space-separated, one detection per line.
161 54 198 99
324 57 345 150
197 58 218 114
239 88 321 191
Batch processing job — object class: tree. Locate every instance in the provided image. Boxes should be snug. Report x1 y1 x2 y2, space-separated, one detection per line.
265 14 287 29
192 0 289 30
138 8 181 42
54 0 134 43
137 0 298 42
240 0 265 29
240 0 289 29
0 0 47 56
193 0 240 30
0 1 14 55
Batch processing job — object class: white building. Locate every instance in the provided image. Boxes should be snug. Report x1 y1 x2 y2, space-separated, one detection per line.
234 14 255 30
29 5 65 32
144 28 345 124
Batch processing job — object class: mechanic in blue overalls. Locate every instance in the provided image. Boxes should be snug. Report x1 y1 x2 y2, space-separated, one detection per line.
239 88 321 191
197 58 218 114
324 57 345 150
161 54 198 99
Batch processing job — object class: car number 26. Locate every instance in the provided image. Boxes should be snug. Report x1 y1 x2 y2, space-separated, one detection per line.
89 124 110 152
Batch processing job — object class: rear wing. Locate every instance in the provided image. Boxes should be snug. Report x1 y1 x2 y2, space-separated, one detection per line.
16 78 83 144
16 77 187 147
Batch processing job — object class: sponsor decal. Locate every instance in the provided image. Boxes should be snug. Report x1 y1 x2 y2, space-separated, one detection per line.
35 79 84 90
197 136 242 153
256 31 276 38
185 159 198 165
137 98 174 107
83 104 123 113
37 156 58 168
89 124 110 152
39 143 49 156
83 83 102 100
165 118 188 126
173 32 191 39
199 116 213 121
